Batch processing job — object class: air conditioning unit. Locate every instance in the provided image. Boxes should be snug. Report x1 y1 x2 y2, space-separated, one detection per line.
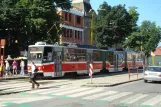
35 42 46 45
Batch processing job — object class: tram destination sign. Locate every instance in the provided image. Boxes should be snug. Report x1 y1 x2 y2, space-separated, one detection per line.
30 47 43 51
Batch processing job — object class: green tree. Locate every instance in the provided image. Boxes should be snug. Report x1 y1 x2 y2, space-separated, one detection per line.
0 0 71 57
124 20 161 65
128 6 139 32
94 2 132 49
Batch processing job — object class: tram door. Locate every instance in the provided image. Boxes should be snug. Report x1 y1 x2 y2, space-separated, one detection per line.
114 51 124 72
86 50 93 74
54 51 62 77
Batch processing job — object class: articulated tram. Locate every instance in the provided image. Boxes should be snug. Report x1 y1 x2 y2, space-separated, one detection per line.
27 42 144 78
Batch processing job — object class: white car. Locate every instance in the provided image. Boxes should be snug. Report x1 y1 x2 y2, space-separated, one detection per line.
144 66 161 83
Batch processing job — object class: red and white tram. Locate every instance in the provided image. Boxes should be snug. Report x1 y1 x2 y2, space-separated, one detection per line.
27 42 144 77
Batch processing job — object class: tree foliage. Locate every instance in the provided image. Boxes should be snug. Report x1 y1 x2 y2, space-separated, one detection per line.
94 2 132 48
0 0 71 56
0 0 71 44
128 6 139 32
124 20 161 57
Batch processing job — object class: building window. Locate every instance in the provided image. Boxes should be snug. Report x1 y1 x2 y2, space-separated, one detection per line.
69 13 72 22
77 16 81 24
63 28 66 37
80 32 82 40
75 30 77 39
78 31 80 39
65 12 68 21
70 29 72 38
67 29 69 38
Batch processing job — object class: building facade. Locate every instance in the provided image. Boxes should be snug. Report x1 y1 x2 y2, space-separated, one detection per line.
57 8 84 45
58 0 92 45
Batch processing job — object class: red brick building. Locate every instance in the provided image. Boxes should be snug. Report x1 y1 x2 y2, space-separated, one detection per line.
57 8 84 44
57 0 92 45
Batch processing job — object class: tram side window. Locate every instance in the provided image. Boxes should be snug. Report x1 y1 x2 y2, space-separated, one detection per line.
43 47 53 63
127 53 133 61
93 50 101 61
118 53 124 65
136 54 143 61
64 48 86 62
76 49 86 61
106 51 114 65
65 48 77 61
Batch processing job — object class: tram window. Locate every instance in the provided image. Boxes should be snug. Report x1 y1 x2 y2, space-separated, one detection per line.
93 50 101 61
118 53 124 65
127 53 133 61
76 49 86 61
136 54 143 61
28 52 42 64
106 51 114 65
43 47 53 63
65 48 77 61
64 48 86 62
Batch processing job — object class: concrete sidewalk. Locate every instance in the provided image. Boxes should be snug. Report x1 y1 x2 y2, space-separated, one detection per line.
80 72 144 87
0 75 29 81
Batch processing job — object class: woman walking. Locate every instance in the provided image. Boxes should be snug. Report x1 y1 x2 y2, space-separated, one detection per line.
12 59 18 75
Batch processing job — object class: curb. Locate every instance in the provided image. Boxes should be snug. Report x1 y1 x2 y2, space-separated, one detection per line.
0 76 29 81
81 78 143 87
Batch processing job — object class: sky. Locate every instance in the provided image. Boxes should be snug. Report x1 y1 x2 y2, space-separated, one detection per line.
90 0 161 46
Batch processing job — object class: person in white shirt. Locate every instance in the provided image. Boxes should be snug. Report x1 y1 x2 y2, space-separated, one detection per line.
4 60 10 78
20 59 25 75
30 62 39 89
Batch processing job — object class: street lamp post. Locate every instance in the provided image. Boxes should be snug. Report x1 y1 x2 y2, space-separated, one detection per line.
88 8 106 46
89 10 94 45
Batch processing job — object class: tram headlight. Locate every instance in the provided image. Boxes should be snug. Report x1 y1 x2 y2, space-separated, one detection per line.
28 66 31 70
38 66 42 71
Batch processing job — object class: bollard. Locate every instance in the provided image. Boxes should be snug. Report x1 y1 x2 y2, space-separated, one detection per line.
89 63 93 84
128 64 130 81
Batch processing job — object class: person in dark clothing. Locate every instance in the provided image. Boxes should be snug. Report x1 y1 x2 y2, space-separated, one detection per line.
30 62 39 89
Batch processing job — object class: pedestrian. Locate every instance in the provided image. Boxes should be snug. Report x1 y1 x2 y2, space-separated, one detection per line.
4 60 10 78
20 59 25 76
12 59 18 75
30 62 39 89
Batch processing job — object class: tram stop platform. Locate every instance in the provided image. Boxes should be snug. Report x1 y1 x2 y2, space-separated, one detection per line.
80 71 144 87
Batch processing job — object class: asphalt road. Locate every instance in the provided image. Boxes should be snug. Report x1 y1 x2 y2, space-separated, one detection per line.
107 80 161 93
3 80 161 107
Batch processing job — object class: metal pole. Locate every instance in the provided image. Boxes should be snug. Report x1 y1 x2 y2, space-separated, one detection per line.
137 66 138 79
128 64 130 81
90 11 94 45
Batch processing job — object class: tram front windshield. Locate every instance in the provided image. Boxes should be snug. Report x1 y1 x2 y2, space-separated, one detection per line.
28 47 43 64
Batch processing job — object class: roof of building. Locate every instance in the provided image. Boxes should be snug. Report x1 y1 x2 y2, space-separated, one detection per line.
72 0 92 14
153 46 161 55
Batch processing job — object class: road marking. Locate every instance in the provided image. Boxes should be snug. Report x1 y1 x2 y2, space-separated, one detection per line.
82 91 117 100
2 96 52 106
0 83 31 89
120 94 148 104
3 86 30 92
141 95 161 106
54 88 91 96
68 88 103 97
40 87 79 95
101 92 133 101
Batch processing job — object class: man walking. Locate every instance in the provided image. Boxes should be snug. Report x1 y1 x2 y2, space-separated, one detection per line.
20 59 25 76
30 62 40 89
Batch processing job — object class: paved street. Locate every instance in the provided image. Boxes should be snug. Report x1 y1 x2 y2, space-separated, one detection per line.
0 75 161 107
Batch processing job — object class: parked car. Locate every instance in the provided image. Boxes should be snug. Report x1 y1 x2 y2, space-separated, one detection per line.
144 66 161 83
